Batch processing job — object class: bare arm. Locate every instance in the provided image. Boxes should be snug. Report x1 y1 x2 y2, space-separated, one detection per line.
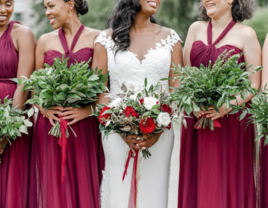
92 42 109 106
262 34 268 91
169 40 183 91
12 27 35 109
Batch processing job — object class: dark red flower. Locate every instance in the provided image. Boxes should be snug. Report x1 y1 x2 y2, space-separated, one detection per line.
123 106 139 118
161 104 172 114
98 106 111 125
166 122 172 130
139 99 144 105
139 117 156 134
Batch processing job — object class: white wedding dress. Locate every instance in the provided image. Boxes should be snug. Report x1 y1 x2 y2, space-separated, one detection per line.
95 27 181 208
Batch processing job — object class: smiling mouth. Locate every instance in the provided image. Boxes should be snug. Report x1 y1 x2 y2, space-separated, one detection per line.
206 3 216 8
49 18 55 24
148 1 157 7
0 16 7 21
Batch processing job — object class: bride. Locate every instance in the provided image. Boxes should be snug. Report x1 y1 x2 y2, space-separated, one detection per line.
92 0 183 207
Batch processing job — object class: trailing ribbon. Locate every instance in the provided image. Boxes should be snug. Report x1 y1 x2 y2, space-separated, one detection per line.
123 149 140 208
57 117 68 182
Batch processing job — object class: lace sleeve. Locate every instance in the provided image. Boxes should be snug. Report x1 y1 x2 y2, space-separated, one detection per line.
95 31 109 48
168 29 182 52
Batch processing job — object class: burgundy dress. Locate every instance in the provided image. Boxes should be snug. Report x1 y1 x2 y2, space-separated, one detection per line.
261 142 267 208
178 20 256 208
0 21 32 208
29 25 105 208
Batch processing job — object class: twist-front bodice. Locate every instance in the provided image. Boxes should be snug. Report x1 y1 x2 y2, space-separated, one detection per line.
44 24 94 67
0 21 20 79
190 20 244 67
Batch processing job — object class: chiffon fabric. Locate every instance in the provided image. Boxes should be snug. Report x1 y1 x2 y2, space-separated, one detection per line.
29 25 104 208
261 142 268 208
0 21 32 208
178 20 257 208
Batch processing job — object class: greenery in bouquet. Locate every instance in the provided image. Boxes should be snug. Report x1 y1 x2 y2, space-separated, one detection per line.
168 50 261 130
12 56 108 138
92 78 185 158
237 84 268 145
0 97 34 159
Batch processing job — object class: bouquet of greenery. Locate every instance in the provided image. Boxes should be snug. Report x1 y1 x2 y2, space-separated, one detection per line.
92 78 185 158
169 50 261 130
13 57 108 138
13 57 108 180
237 84 268 145
0 97 34 162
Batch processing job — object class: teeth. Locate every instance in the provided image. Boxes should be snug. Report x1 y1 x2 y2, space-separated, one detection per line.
50 19 54 24
148 2 157 7
0 16 7 20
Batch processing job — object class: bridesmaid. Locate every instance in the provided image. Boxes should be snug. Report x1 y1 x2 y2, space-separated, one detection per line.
0 0 35 208
261 34 268 208
179 0 261 208
29 0 104 207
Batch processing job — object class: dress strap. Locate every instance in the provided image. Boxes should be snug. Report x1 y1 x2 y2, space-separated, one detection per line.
58 24 85 55
7 21 21 34
207 20 236 46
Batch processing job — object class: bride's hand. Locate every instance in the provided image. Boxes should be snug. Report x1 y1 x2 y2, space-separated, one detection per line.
123 135 139 156
136 132 163 150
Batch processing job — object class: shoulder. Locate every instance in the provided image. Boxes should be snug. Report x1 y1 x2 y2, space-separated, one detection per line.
188 21 207 33
235 23 257 41
38 30 58 44
12 23 35 41
83 27 101 39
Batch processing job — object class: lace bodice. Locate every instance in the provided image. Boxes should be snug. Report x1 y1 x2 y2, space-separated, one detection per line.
95 29 181 97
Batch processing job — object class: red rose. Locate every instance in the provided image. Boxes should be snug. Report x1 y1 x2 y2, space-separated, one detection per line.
123 106 139 118
99 106 111 125
139 99 144 105
161 104 172 114
139 117 156 134
166 122 172 130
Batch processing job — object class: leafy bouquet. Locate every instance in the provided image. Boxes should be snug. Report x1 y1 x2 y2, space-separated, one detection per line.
0 97 34 162
13 57 108 180
169 50 261 130
92 78 184 158
13 57 108 138
237 84 268 145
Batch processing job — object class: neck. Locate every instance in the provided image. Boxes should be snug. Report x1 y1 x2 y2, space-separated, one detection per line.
61 15 82 36
131 13 153 34
0 21 10 34
211 12 233 29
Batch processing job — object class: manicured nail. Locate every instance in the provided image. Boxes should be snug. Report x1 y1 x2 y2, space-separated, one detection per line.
136 144 139 147
142 147 146 150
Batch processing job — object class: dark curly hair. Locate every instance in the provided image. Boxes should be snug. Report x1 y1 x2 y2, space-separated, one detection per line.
199 0 255 22
107 0 157 53
64 0 88 15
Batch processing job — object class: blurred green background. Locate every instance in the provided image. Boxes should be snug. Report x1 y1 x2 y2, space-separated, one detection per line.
32 0 268 46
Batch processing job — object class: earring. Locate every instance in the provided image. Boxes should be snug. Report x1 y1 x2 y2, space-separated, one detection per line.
68 10 72 17
228 3 233 8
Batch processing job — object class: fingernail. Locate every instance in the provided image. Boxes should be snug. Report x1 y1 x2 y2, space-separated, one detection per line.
136 144 139 147
142 147 146 150
137 137 140 140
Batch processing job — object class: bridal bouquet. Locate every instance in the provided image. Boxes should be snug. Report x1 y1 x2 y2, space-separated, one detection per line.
0 97 34 162
92 78 184 158
13 57 108 180
169 50 261 130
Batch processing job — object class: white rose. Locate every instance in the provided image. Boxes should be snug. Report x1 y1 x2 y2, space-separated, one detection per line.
143 97 159 110
157 112 171 126
108 97 122 109
46 68 53 75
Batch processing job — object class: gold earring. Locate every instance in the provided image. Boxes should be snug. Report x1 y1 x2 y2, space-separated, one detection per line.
68 10 72 17
228 3 233 8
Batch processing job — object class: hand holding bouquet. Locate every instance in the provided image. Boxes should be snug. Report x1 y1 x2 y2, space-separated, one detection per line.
169 50 261 130
0 97 34 162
